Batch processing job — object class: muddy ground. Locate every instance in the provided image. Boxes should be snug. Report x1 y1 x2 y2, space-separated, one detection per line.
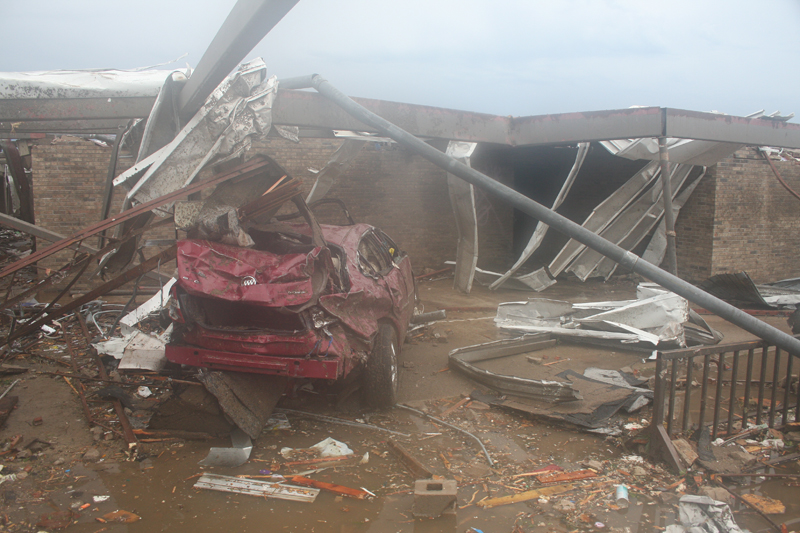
0 273 798 533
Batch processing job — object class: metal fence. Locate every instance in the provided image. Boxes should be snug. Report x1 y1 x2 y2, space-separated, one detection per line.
652 339 799 439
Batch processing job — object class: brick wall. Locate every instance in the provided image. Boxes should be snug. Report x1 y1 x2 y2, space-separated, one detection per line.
675 168 716 282
676 147 800 284
250 137 515 271
30 136 173 292
706 147 800 283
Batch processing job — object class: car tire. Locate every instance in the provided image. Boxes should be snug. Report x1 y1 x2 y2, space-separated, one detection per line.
364 324 399 408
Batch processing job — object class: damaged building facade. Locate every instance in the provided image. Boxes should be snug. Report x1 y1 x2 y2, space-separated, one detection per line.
8 132 800 288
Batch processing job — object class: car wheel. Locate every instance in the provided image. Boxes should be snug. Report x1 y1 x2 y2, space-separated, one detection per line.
364 324 399 408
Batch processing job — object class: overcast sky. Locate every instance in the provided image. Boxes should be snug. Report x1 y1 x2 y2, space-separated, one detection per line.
4 0 799 120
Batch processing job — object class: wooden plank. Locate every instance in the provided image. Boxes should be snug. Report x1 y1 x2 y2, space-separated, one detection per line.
289 476 369 499
193 474 319 502
477 483 574 509
440 397 470 418
387 438 433 479
283 455 356 467
536 469 597 484
512 465 563 478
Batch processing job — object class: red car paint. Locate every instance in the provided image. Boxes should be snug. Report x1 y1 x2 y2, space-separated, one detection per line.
165 222 415 381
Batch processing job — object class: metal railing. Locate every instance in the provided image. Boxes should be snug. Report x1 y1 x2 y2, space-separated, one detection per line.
652 339 799 439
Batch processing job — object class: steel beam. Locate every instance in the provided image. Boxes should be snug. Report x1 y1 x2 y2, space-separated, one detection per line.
272 88 511 143
274 91 800 148
178 0 300 120
0 97 156 122
665 108 800 149
0 119 129 135
511 107 665 146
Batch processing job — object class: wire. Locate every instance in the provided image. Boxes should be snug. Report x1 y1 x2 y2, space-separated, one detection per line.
760 148 800 202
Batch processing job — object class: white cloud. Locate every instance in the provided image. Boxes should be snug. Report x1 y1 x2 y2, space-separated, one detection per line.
3 0 799 118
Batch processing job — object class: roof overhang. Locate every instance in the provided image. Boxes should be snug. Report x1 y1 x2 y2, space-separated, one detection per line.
2 81 800 148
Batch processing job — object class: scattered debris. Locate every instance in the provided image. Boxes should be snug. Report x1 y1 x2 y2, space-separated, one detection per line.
495 284 721 350
666 495 747 533
699 271 800 309
281 437 353 460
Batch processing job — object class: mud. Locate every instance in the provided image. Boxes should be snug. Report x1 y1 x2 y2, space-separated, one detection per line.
0 276 798 532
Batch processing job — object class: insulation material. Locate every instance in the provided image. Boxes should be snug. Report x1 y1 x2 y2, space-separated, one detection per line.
114 59 278 209
0 69 177 99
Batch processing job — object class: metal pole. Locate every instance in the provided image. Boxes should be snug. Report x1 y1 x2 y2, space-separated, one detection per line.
299 74 800 358
659 137 678 275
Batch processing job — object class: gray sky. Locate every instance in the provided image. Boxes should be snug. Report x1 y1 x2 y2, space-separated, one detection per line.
4 0 799 120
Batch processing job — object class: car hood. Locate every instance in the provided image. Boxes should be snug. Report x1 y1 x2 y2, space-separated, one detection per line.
176 240 331 309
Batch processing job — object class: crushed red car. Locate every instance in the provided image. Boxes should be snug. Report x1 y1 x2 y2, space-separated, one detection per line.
164 193 416 407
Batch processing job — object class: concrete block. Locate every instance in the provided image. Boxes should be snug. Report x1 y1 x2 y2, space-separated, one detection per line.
412 479 457 518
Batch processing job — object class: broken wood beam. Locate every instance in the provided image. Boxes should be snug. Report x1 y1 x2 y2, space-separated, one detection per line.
387 438 434 479
536 469 597 484
132 429 215 441
477 483 574 509
744 452 800 472
440 396 470 418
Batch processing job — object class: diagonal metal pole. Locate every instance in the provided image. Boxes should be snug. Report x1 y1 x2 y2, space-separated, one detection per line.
289 74 800 358
178 0 300 121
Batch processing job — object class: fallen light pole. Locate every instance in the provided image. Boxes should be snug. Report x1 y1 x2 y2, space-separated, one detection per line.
278 73 800 358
